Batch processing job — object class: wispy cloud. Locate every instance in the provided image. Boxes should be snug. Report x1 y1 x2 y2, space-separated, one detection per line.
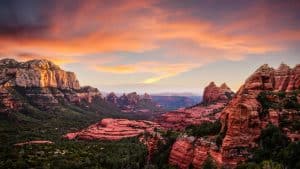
0 0 299 85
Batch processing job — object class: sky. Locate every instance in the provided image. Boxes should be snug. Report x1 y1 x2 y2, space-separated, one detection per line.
0 0 299 95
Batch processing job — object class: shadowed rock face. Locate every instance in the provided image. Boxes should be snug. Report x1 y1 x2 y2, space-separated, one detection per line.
203 82 234 104
219 63 300 167
169 137 221 169
0 59 103 113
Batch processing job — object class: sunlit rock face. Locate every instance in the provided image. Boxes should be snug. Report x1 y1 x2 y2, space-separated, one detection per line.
0 59 80 89
219 63 300 167
0 59 103 113
203 82 234 104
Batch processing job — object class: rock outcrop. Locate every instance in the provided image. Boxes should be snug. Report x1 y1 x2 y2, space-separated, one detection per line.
158 102 225 130
202 82 234 104
219 63 300 167
0 58 104 113
64 118 163 159
168 63 300 169
64 118 161 140
169 136 221 169
0 59 80 89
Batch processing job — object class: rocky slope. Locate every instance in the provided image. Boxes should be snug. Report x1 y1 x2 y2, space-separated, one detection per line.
168 63 300 169
0 58 118 115
219 63 300 167
158 102 225 130
158 82 233 130
203 82 234 104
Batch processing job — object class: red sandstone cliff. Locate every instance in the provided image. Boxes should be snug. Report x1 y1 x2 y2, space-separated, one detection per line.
0 59 104 113
219 63 300 167
203 82 234 104
168 63 300 168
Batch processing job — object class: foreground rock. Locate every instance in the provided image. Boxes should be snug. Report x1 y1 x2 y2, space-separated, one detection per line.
168 63 300 169
219 63 300 167
203 82 234 104
169 136 221 169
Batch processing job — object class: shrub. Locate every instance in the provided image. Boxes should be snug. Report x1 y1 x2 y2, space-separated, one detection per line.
186 120 221 137
202 156 217 169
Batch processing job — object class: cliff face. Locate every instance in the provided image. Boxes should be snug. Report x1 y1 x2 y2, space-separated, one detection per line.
0 59 80 89
203 82 234 104
219 63 300 167
0 59 105 113
169 137 221 169
168 63 300 169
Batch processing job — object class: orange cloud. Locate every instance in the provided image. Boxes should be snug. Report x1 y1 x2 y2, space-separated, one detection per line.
95 61 200 83
0 0 299 78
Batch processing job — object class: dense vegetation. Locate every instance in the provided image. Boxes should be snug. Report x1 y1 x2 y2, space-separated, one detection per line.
146 130 179 169
237 124 300 169
185 120 222 137
0 138 147 169
257 90 300 117
239 90 300 169
0 87 156 169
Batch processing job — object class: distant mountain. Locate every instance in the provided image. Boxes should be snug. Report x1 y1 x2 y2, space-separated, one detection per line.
151 95 201 110
151 92 200 97
105 92 164 119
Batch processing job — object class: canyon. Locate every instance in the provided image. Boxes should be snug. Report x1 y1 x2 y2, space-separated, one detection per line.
1 59 299 169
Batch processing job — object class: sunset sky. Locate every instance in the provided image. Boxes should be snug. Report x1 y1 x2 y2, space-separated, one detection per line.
0 0 299 94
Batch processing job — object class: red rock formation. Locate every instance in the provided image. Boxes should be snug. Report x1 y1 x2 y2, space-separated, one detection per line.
0 59 80 89
219 63 300 167
168 63 300 169
159 102 225 130
0 58 104 112
64 118 161 140
203 82 234 104
169 137 221 169
64 118 163 159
